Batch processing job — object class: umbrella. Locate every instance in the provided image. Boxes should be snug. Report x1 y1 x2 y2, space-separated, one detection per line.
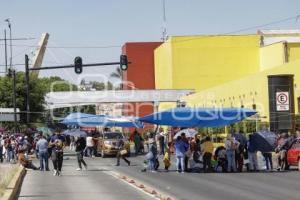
104 116 144 128
174 128 197 139
37 127 54 136
61 113 143 128
139 107 257 127
251 131 277 152
63 129 87 137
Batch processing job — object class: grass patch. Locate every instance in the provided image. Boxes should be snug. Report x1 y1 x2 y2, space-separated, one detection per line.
0 165 19 198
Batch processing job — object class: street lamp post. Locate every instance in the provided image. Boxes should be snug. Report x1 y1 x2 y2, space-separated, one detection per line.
5 19 13 69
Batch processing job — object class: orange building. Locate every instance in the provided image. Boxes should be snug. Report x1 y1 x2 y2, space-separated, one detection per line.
122 42 162 131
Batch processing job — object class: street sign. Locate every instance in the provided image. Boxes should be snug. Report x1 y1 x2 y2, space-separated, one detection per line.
276 92 289 111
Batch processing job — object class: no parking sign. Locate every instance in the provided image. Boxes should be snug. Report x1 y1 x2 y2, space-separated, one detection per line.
276 92 289 111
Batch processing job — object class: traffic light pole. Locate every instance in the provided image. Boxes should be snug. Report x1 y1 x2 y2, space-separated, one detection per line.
24 54 130 125
29 61 124 71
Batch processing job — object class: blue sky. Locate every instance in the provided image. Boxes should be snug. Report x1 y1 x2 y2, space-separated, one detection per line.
0 0 300 84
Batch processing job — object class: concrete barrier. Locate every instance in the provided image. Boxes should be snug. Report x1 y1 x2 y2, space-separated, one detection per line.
1 166 26 200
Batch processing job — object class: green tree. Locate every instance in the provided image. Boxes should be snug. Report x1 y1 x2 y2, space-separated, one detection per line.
0 72 78 125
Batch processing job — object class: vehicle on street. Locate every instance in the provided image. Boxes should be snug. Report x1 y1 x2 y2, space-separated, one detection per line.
287 138 300 170
97 132 130 158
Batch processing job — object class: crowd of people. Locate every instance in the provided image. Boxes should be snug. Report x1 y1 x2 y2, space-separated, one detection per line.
0 127 299 176
141 128 298 173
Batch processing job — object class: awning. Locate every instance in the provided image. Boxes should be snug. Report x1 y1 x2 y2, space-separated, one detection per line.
61 113 143 128
139 107 257 127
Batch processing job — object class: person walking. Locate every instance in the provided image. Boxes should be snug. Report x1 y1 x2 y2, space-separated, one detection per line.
225 135 239 172
116 136 130 166
175 136 189 173
36 134 49 171
50 131 65 176
75 137 88 171
201 136 214 172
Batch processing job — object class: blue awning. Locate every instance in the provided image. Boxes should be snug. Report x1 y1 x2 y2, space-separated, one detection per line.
139 107 257 127
61 113 143 128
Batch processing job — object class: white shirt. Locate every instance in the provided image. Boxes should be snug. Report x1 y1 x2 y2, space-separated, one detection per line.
86 136 94 147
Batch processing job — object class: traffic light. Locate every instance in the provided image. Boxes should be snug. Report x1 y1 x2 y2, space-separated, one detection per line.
7 68 13 78
120 55 128 71
74 56 83 74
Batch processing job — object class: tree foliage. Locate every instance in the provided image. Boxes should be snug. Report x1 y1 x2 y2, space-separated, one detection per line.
0 72 78 124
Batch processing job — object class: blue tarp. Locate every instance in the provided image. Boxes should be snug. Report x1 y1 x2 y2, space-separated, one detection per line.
139 107 257 127
61 113 143 128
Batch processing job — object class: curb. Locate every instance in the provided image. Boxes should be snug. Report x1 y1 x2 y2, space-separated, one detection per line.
1 166 26 200
109 171 175 200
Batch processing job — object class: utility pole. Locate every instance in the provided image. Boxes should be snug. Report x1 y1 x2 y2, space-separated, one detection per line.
12 69 17 133
25 55 30 124
4 30 8 73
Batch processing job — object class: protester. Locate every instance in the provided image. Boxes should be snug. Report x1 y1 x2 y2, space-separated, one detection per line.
147 138 157 172
18 149 38 170
225 135 239 172
233 131 247 172
275 132 289 171
201 136 214 172
175 136 188 173
85 135 94 157
181 133 190 172
69 136 75 151
133 130 141 156
247 134 259 172
50 130 65 176
158 127 166 155
36 134 49 171
116 136 130 166
0 135 3 163
262 152 273 171
163 147 171 171
75 136 88 170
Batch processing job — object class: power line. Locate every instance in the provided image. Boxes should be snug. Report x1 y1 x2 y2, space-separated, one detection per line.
0 37 36 41
0 43 122 49
167 13 300 44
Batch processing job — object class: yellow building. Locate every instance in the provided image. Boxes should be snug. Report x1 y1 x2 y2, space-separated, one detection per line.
154 30 300 121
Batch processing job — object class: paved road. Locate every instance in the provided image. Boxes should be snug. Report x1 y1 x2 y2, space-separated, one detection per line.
17 158 155 200
17 154 300 200
93 154 300 200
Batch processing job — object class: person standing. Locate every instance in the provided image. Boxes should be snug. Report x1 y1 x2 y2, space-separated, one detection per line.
174 136 189 173
0 136 3 163
116 136 130 166
247 134 259 172
201 136 214 172
181 133 190 172
133 130 141 156
50 131 65 176
147 138 157 172
225 135 239 172
75 137 88 171
158 128 166 155
262 152 273 171
86 135 94 157
36 134 49 171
